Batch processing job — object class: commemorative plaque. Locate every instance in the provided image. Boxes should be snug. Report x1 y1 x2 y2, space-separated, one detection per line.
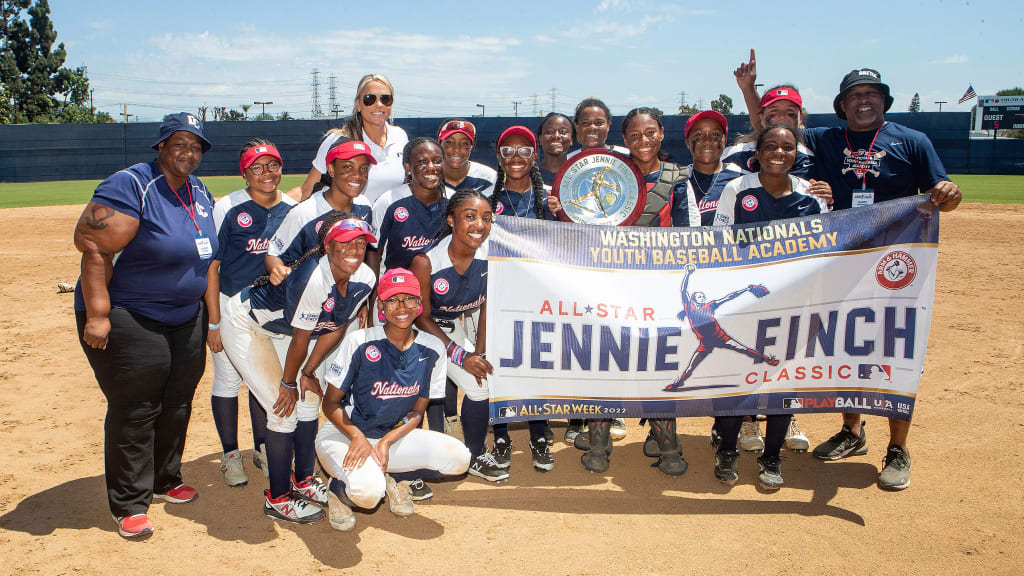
552 149 646 227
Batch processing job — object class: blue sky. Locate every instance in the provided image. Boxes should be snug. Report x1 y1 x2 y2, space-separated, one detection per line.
49 0 1023 122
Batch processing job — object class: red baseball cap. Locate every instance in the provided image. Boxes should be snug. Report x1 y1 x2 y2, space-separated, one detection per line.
325 139 377 166
684 110 728 139
438 120 477 143
760 86 803 110
378 268 421 301
497 125 537 148
239 144 283 176
323 218 376 249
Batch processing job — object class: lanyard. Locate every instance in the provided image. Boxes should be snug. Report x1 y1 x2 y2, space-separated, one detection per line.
169 179 201 234
502 188 532 217
844 125 882 189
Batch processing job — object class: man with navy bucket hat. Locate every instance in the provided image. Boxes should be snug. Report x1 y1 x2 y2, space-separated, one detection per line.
802 70 962 491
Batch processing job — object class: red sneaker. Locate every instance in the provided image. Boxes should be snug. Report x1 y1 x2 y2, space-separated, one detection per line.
154 483 198 504
113 513 154 538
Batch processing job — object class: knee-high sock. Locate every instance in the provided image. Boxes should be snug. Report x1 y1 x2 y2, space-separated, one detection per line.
716 416 744 453
444 378 459 418
492 422 509 440
763 414 792 459
248 392 268 450
211 395 238 454
293 420 318 481
527 420 547 438
264 430 294 499
426 398 445 433
461 397 490 457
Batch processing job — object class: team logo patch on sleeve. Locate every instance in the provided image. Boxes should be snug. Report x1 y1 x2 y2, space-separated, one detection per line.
495 202 505 215
315 220 324 233
741 195 759 211
433 278 450 294
875 250 917 290
323 297 335 311
237 212 252 228
394 207 409 222
366 345 381 362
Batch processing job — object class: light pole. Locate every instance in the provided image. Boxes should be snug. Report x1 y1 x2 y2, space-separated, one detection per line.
254 101 273 118
476 104 485 118
934 100 947 112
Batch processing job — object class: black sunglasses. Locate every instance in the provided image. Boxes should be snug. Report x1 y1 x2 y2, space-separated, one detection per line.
362 93 394 107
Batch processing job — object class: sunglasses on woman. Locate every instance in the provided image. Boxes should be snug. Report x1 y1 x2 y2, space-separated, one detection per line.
499 146 535 160
362 93 394 107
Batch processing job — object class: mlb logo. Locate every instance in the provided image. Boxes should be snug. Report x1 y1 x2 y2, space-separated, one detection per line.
858 364 891 381
776 89 789 96
392 275 406 284
253 146 268 153
741 195 758 211
354 143 367 151
394 207 409 222
323 297 335 312
366 345 381 362
498 406 517 418
783 398 803 409
433 278 449 294
237 212 252 228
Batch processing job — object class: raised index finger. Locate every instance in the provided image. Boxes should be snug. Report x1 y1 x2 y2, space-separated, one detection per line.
749 48 756 64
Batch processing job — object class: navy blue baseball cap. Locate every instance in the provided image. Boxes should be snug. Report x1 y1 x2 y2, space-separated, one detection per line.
152 112 212 152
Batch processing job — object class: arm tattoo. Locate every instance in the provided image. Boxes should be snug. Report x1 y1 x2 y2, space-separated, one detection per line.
85 204 115 230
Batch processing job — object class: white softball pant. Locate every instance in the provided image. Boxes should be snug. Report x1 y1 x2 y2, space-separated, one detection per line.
439 310 491 401
315 424 470 508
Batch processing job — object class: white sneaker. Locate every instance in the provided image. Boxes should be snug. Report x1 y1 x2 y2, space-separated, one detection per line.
327 491 355 531
385 475 414 518
739 419 765 452
291 475 329 506
263 490 324 524
785 418 810 452
253 445 269 478
444 415 464 442
220 449 248 487
610 418 628 441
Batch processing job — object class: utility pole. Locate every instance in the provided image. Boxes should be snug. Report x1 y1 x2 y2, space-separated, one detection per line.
311 68 323 118
476 104 485 118
328 74 338 119
531 93 539 116
679 91 687 109
89 89 94 116
934 100 947 112
549 88 557 113
119 103 132 123
254 101 273 117
512 100 521 117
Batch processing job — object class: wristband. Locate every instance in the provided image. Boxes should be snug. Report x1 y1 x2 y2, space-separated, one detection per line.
446 341 468 367
301 369 317 380
280 380 297 390
208 322 220 330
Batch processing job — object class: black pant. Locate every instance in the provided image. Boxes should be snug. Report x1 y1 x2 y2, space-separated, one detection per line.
76 307 206 518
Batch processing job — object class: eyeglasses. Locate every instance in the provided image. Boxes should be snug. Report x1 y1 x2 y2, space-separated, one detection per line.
362 93 394 107
382 295 421 310
499 146 535 160
626 129 661 143
247 161 282 175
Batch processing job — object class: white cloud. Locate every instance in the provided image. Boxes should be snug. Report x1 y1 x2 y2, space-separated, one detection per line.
931 55 969 64
597 0 631 12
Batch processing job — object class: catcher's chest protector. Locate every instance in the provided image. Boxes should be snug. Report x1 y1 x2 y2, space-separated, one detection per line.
632 162 690 228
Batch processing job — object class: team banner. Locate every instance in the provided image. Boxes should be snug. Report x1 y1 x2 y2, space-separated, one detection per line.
485 195 939 424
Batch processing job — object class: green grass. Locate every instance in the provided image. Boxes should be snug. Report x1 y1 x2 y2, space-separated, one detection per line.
0 174 308 209
1 173 1021 209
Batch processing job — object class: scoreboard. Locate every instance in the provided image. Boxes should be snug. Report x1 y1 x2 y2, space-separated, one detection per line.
979 95 1024 131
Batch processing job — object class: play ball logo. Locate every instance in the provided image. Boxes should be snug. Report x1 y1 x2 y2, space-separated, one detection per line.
741 195 758 211
433 278 450 295
394 207 409 222
875 250 917 290
366 345 381 362
323 297 335 312
237 212 252 228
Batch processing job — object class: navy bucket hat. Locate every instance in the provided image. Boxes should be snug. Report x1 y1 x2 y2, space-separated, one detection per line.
152 112 212 152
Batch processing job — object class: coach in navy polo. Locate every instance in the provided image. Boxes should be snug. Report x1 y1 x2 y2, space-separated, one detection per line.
73 112 216 538
804 69 962 491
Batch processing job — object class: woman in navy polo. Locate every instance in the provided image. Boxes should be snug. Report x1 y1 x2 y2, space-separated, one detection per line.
316 268 471 531
73 112 216 538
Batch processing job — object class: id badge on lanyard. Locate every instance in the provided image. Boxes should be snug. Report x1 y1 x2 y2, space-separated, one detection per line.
195 233 213 260
852 180 875 208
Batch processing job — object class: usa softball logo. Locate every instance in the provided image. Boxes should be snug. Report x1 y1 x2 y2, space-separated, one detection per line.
323 297 335 311
433 278 450 294
366 345 381 362
875 250 917 290
237 212 252 228
394 207 409 222
741 195 758 211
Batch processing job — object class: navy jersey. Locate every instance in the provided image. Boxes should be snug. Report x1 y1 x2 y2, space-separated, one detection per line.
671 166 744 227
373 186 450 273
213 189 297 296
451 161 497 196
804 122 949 211
722 140 816 179
325 327 446 439
494 186 554 220
73 161 217 325
268 190 373 264
247 257 375 336
714 173 828 226
426 235 488 320
540 166 558 189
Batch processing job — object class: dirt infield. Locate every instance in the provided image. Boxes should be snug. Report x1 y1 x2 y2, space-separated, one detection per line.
0 203 1021 575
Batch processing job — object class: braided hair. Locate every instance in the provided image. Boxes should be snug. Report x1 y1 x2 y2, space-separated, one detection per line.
438 189 495 241
239 137 274 159
250 210 355 288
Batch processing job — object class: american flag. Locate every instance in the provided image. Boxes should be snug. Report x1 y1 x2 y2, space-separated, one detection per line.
958 85 977 104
